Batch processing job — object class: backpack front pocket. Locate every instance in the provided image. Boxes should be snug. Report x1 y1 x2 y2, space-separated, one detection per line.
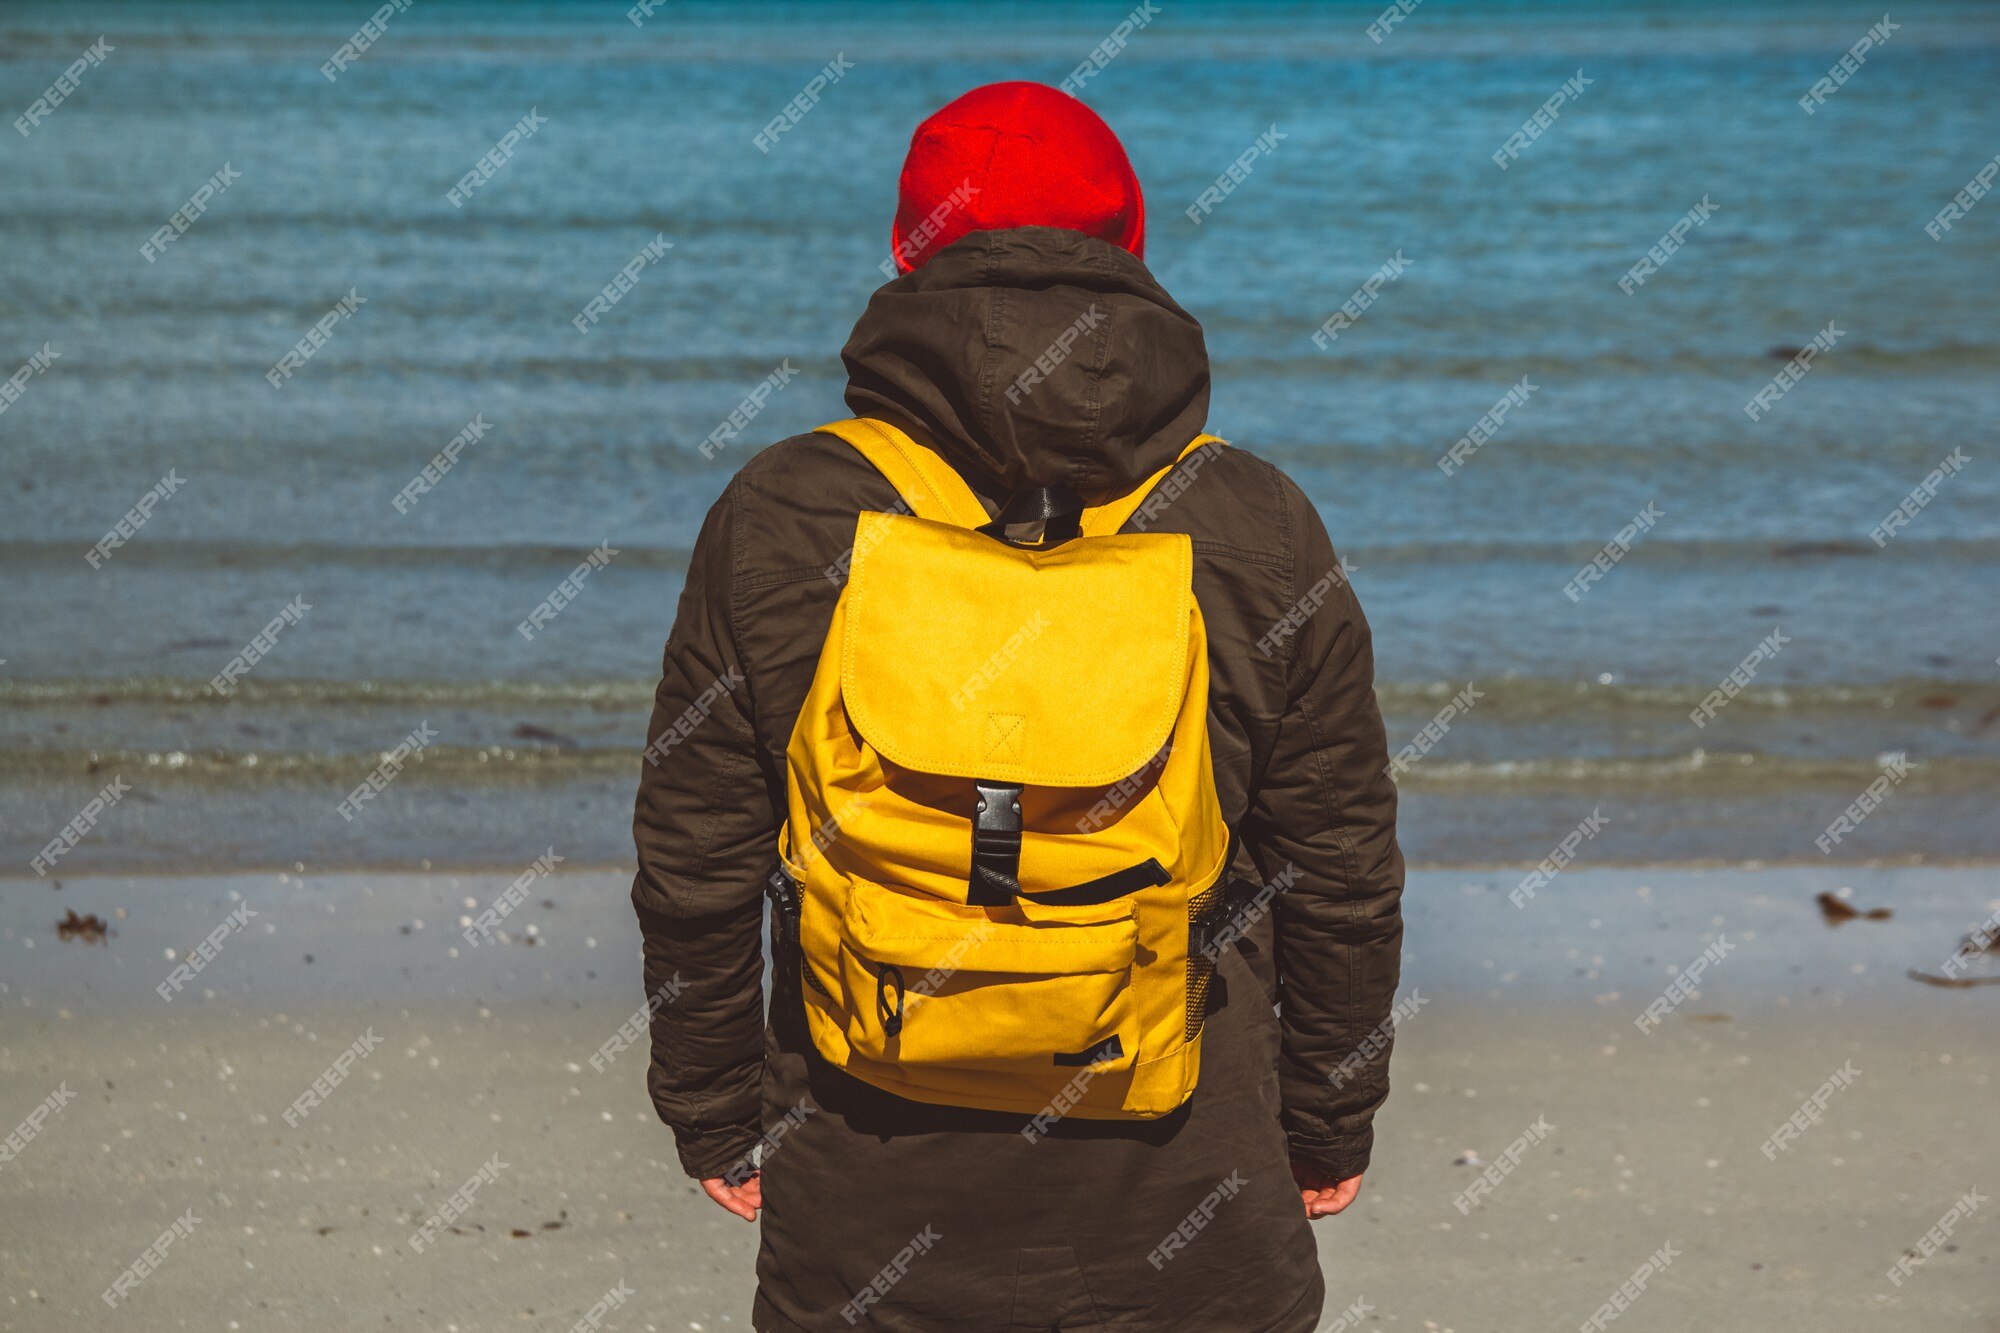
837 881 1138 1073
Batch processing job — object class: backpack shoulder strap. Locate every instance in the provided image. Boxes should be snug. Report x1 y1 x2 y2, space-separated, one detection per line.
818 416 1228 537
1078 434 1229 537
816 417 991 529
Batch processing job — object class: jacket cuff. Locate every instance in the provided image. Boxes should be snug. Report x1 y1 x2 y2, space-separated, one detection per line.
672 1121 765 1181
1286 1126 1372 1183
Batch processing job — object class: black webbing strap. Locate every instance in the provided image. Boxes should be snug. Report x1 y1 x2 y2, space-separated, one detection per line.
969 780 1024 905
976 484 1084 547
1018 858 1170 907
967 796 1227 913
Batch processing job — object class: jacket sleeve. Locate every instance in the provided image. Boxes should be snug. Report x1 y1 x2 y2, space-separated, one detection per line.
1242 475 1406 1182
630 478 777 1180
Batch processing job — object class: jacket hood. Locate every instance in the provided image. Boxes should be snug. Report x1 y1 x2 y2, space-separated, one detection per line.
841 226 1210 498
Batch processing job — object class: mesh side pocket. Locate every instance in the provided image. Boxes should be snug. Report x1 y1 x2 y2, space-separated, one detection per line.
1185 881 1225 1041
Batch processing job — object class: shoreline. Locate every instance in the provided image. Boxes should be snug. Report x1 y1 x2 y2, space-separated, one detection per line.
12 851 2000 882
10 781 1994 874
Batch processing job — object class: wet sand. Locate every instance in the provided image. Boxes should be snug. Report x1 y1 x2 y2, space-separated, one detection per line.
2 865 1995 1331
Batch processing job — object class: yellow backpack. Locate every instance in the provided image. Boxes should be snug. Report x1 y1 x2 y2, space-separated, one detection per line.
771 416 1234 1121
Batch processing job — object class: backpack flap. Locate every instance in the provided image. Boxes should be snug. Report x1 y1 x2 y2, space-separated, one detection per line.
840 511 1192 789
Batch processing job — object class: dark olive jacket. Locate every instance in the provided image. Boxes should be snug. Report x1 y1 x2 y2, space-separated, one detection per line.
632 228 1403 1332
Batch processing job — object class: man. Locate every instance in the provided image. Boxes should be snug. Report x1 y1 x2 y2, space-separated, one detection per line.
633 81 1403 1332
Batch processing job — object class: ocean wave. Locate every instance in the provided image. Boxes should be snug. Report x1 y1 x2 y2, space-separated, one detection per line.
0 541 698 572
4 674 1996 718
25 345 2000 384
7 534 1998 574
0 677 660 709
1396 751 1999 791
4 13 1995 63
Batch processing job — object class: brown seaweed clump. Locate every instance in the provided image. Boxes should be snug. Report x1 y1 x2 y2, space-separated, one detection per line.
57 909 110 944
1816 892 1891 926
1908 921 2000 989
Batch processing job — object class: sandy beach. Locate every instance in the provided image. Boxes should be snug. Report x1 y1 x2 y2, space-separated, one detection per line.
3 864 1993 1331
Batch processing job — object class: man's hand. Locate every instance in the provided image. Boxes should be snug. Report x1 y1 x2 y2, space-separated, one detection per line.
700 1172 762 1222
1291 1161 1362 1220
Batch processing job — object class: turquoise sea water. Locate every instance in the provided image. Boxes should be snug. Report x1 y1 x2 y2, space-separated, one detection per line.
2 1 1996 867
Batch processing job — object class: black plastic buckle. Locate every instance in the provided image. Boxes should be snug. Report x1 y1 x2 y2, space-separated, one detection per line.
969 779 1024 906
765 865 801 952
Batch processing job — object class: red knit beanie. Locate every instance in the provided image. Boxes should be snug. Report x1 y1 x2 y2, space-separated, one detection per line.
890 81 1145 275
